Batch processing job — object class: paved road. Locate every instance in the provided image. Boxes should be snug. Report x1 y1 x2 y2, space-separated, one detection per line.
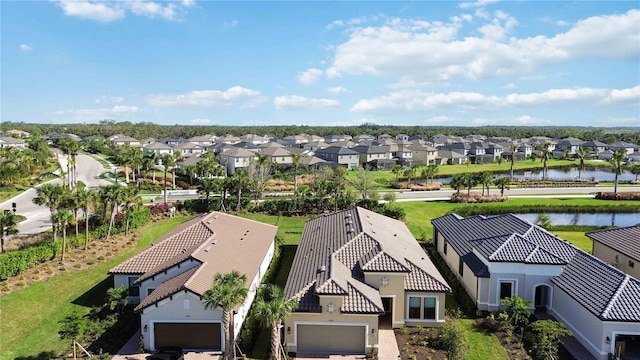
0 152 113 236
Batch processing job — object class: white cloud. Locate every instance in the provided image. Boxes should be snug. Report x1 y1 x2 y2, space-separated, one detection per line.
189 118 211 125
603 117 640 126
326 86 351 94
128 0 178 21
53 105 142 121
94 95 125 104
502 83 517 89
351 86 639 113
54 0 125 22
326 9 640 83
459 0 499 9
274 95 341 110
54 0 194 22
146 86 262 107
19 44 32 51
556 20 569 26
224 19 238 28
422 116 456 125
296 68 323 85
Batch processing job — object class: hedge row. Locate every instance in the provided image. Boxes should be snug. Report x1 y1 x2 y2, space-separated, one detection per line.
594 192 640 200
455 203 640 217
0 208 151 281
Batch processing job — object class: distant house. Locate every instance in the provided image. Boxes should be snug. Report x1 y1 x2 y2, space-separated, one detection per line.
351 145 390 168
435 150 468 165
395 134 409 141
432 213 640 360
0 136 27 149
555 137 585 156
353 134 375 143
240 134 270 145
325 134 353 143
303 140 330 152
377 134 393 141
587 225 640 280
111 135 141 148
407 144 438 165
188 134 217 146
583 140 608 154
218 147 257 174
608 142 638 155
157 137 187 146
143 142 174 156
109 212 277 352
258 146 294 166
314 146 359 170
172 141 204 155
6 129 30 138
217 135 242 145
284 207 450 356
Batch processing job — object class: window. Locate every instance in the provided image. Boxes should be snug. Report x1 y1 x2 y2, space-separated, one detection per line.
629 261 635 269
458 258 464 276
423 298 436 320
499 281 514 300
128 276 140 296
408 296 437 320
444 240 448 255
408 297 421 319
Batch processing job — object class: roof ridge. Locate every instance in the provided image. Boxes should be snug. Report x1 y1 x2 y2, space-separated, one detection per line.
345 281 384 313
406 259 451 291
489 234 518 260
601 275 631 319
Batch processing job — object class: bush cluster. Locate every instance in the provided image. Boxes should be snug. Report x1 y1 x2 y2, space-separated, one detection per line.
450 193 507 203
595 192 640 200
514 180 598 188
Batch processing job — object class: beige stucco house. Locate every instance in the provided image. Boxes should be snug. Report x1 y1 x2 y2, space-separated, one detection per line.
109 212 277 352
284 207 450 356
587 225 640 279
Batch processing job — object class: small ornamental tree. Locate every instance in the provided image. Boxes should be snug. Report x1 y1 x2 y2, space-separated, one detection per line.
525 320 572 360
500 295 533 339
436 320 469 360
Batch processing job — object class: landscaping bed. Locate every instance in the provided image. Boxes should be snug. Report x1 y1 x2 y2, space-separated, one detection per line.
396 325 448 360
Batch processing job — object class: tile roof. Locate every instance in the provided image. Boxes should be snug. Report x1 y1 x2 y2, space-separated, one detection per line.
285 207 450 314
461 253 490 277
315 146 359 155
552 251 640 322
586 225 640 261
122 212 277 311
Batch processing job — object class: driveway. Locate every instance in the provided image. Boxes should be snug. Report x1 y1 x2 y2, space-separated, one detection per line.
112 330 221 360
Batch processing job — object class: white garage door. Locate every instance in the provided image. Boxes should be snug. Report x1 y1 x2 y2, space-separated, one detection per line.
297 324 366 354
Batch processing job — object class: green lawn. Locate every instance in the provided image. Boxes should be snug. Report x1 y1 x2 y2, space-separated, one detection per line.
458 319 510 360
239 213 312 245
553 231 593 253
0 216 192 360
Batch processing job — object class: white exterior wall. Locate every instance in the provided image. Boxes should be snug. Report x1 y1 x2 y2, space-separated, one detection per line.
140 290 222 351
114 274 141 304
551 286 606 360
138 259 201 302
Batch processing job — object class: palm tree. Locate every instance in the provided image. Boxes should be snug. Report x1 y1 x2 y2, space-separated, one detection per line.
575 146 587 179
539 143 552 180
291 154 302 194
122 187 142 234
253 285 298 360
611 149 627 194
450 174 465 195
184 164 198 185
172 150 183 189
203 271 248 360
480 172 493 196
106 285 129 314
33 183 66 244
53 209 73 262
630 163 640 182
509 143 519 179
461 173 477 196
494 177 511 196
75 186 97 250
114 145 134 183
0 210 18 253
100 184 126 240
198 177 218 200
391 164 403 184
160 153 175 204
143 152 158 182
231 170 250 212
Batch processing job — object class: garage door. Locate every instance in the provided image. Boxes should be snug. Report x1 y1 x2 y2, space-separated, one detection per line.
297 324 366 354
154 322 221 350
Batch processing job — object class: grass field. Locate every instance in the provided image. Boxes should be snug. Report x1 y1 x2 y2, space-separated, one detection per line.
240 213 311 244
458 319 510 360
0 216 192 360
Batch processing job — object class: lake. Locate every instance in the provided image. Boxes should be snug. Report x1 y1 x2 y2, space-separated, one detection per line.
436 167 637 184
515 212 640 227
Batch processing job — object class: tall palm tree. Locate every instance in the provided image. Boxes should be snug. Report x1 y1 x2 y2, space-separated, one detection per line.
253 285 298 360
630 163 640 182
611 149 627 194
203 271 248 360
422 164 439 184
509 143 519 179
53 209 73 262
143 152 158 182
0 210 18 253
291 154 302 194
100 184 126 240
391 164 403 184
231 170 250 212
575 146 587 180
122 186 142 234
160 153 175 204
450 174 465 195
33 183 66 244
172 150 183 189
75 186 97 250
198 177 218 200
461 173 477 196
114 145 134 184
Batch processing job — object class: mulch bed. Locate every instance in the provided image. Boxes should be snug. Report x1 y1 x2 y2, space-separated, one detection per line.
395 326 448 360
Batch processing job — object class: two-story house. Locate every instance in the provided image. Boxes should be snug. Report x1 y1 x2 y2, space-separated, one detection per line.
314 146 359 170
219 147 257 175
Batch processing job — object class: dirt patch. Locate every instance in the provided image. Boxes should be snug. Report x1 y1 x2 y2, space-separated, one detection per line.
1 231 141 296
395 326 448 360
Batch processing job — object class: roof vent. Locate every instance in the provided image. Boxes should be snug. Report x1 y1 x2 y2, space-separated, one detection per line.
345 214 352 218
212 239 217 244
319 265 326 272
181 248 186 253
204 247 211 252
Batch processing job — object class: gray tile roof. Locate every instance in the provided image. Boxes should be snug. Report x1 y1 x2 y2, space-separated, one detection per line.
586 225 640 261
315 146 359 155
285 207 450 314
431 213 576 265
461 253 490 277
552 251 640 322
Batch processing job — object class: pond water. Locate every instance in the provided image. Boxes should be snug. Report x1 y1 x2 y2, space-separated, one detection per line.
436 167 637 184
514 213 640 227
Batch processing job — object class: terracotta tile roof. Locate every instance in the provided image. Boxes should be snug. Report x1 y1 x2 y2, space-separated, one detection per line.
285 207 450 314
587 225 640 261
135 267 198 311
124 212 277 311
109 215 214 275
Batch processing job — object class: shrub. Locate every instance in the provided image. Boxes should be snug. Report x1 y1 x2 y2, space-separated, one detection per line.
435 321 469 360
450 193 508 203
524 320 572 360
595 192 640 200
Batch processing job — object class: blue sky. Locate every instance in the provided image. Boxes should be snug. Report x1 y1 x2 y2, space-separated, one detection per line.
2 0 639 127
